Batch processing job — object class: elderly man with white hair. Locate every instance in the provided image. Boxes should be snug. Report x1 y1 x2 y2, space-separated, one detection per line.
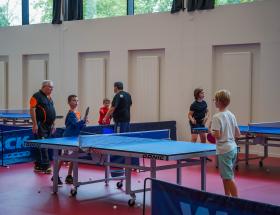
29 80 57 175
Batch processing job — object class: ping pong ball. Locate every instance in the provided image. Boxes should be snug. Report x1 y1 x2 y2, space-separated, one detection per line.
113 205 117 209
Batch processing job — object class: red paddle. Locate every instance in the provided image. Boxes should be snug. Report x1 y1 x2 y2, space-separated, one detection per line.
207 133 216 143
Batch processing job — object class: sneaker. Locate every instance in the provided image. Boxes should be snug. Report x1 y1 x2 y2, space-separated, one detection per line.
51 176 63 186
65 175 73 184
44 167 52 174
34 165 43 172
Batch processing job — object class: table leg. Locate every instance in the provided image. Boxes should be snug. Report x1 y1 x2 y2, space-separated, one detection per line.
150 159 156 179
201 157 206 191
176 160 182 185
52 149 59 193
125 157 132 195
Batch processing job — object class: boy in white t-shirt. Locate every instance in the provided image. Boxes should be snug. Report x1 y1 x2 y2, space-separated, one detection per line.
211 89 240 197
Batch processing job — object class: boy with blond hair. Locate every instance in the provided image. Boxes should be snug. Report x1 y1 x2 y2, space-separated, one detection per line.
211 89 240 197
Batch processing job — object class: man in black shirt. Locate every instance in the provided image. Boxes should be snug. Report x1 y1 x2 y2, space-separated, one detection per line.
103 82 132 133
30 80 56 174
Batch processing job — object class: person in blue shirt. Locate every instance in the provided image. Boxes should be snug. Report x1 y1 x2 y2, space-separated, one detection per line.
63 95 86 137
52 95 87 185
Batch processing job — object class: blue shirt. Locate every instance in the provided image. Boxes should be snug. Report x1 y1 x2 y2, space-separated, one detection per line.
63 111 86 137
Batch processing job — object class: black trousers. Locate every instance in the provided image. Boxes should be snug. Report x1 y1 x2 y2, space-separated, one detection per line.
34 123 53 169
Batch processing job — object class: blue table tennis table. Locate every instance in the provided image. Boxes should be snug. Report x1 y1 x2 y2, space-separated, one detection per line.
238 122 280 167
0 109 31 125
0 109 63 125
193 122 280 167
25 129 216 206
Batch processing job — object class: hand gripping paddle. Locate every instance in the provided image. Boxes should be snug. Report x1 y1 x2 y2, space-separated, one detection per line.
207 133 216 144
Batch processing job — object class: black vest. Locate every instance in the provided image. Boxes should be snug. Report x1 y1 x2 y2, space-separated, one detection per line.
33 90 56 125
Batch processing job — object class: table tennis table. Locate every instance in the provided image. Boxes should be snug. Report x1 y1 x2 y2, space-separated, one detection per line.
0 109 63 125
238 122 280 167
192 122 280 167
25 129 216 206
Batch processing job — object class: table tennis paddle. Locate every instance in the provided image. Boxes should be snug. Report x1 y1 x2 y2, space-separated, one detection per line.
207 133 216 144
84 107 90 121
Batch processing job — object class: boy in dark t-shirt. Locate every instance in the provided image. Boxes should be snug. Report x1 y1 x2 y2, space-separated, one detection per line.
188 88 209 143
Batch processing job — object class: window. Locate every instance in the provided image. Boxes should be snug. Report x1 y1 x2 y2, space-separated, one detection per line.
0 0 264 27
83 0 127 19
134 0 173 15
0 0 21 27
29 0 52 24
216 0 256 6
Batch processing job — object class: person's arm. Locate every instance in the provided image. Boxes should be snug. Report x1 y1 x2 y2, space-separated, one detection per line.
211 116 221 139
188 111 196 124
235 126 241 138
30 107 38 134
103 94 118 123
29 96 38 134
51 122 56 134
66 112 86 129
103 107 115 123
234 116 241 138
212 129 221 139
203 109 209 125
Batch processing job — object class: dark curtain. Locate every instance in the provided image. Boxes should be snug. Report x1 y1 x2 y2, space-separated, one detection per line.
22 0 29 25
187 0 215 12
66 0 83 21
52 0 62 24
171 0 184 14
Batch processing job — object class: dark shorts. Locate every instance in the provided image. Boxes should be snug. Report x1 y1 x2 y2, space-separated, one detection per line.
189 122 205 134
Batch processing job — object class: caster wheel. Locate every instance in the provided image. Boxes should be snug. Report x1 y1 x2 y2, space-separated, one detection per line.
70 188 77 196
259 161 263 167
116 181 123 189
128 199 135 207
